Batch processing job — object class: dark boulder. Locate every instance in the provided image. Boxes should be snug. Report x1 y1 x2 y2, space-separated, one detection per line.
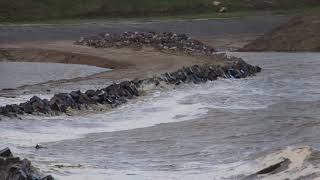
42 175 54 180
70 90 92 105
18 96 51 115
119 81 139 97
4 105 23 115
49 93 76 112
30 96 51 114
85 89 96 97
0 147 13 158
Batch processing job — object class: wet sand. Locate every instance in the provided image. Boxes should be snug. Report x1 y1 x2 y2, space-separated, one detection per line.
0 43 223 96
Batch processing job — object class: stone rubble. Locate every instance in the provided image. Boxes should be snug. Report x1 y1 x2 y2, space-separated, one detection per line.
75 32 216 56
0 59 261 118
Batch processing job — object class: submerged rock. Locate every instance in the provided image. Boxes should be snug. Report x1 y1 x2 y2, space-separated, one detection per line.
35 144 46 150
0 61 261 117
0 147 53 180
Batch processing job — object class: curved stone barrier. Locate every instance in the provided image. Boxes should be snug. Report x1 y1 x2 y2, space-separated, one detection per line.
0 59 261 118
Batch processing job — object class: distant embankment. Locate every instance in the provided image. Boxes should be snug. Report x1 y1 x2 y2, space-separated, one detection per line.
0 0 320 22
240 11 320 51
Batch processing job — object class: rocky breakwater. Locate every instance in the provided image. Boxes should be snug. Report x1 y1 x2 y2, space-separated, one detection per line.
0 57 261 118
0 148 53 180
75 31 216 56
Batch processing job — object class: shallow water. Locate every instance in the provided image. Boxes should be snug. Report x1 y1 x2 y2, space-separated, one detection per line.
0 61 109 89
0 52 320 179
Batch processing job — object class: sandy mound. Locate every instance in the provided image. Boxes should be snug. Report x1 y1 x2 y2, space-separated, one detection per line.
241 12 320 51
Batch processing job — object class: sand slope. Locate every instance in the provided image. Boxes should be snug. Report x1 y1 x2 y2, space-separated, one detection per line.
241 12 320 51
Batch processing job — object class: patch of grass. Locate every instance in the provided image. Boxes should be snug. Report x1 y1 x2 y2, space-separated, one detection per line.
0 0 213 22
0 0 319 23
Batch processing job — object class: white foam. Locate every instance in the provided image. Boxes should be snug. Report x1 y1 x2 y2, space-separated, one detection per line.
51 146 316 180
52 168 217 180
0 76 281 147
3 51 320 149
0 87 208 147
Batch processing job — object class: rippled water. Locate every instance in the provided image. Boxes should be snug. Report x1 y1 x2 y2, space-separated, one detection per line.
0 52 319 179
0 61 109 89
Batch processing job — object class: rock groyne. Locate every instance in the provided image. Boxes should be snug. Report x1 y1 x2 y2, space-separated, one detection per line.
0 148 53 180
0 59 261 118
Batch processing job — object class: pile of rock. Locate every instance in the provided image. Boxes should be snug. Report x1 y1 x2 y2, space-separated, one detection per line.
75 32 216 55
0 60 261 118
0 147 53 180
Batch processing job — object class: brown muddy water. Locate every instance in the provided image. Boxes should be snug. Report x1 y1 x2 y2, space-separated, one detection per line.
0 52 320 179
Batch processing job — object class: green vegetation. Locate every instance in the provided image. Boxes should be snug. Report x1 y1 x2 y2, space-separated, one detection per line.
0 0 319 23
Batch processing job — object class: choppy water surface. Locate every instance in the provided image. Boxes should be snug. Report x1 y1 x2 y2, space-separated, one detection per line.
0 52 320 179
0 61 109 89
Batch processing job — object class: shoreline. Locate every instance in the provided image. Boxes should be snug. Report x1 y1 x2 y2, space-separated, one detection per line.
0 42 222 96
0 32 261 117
0 33 255 97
